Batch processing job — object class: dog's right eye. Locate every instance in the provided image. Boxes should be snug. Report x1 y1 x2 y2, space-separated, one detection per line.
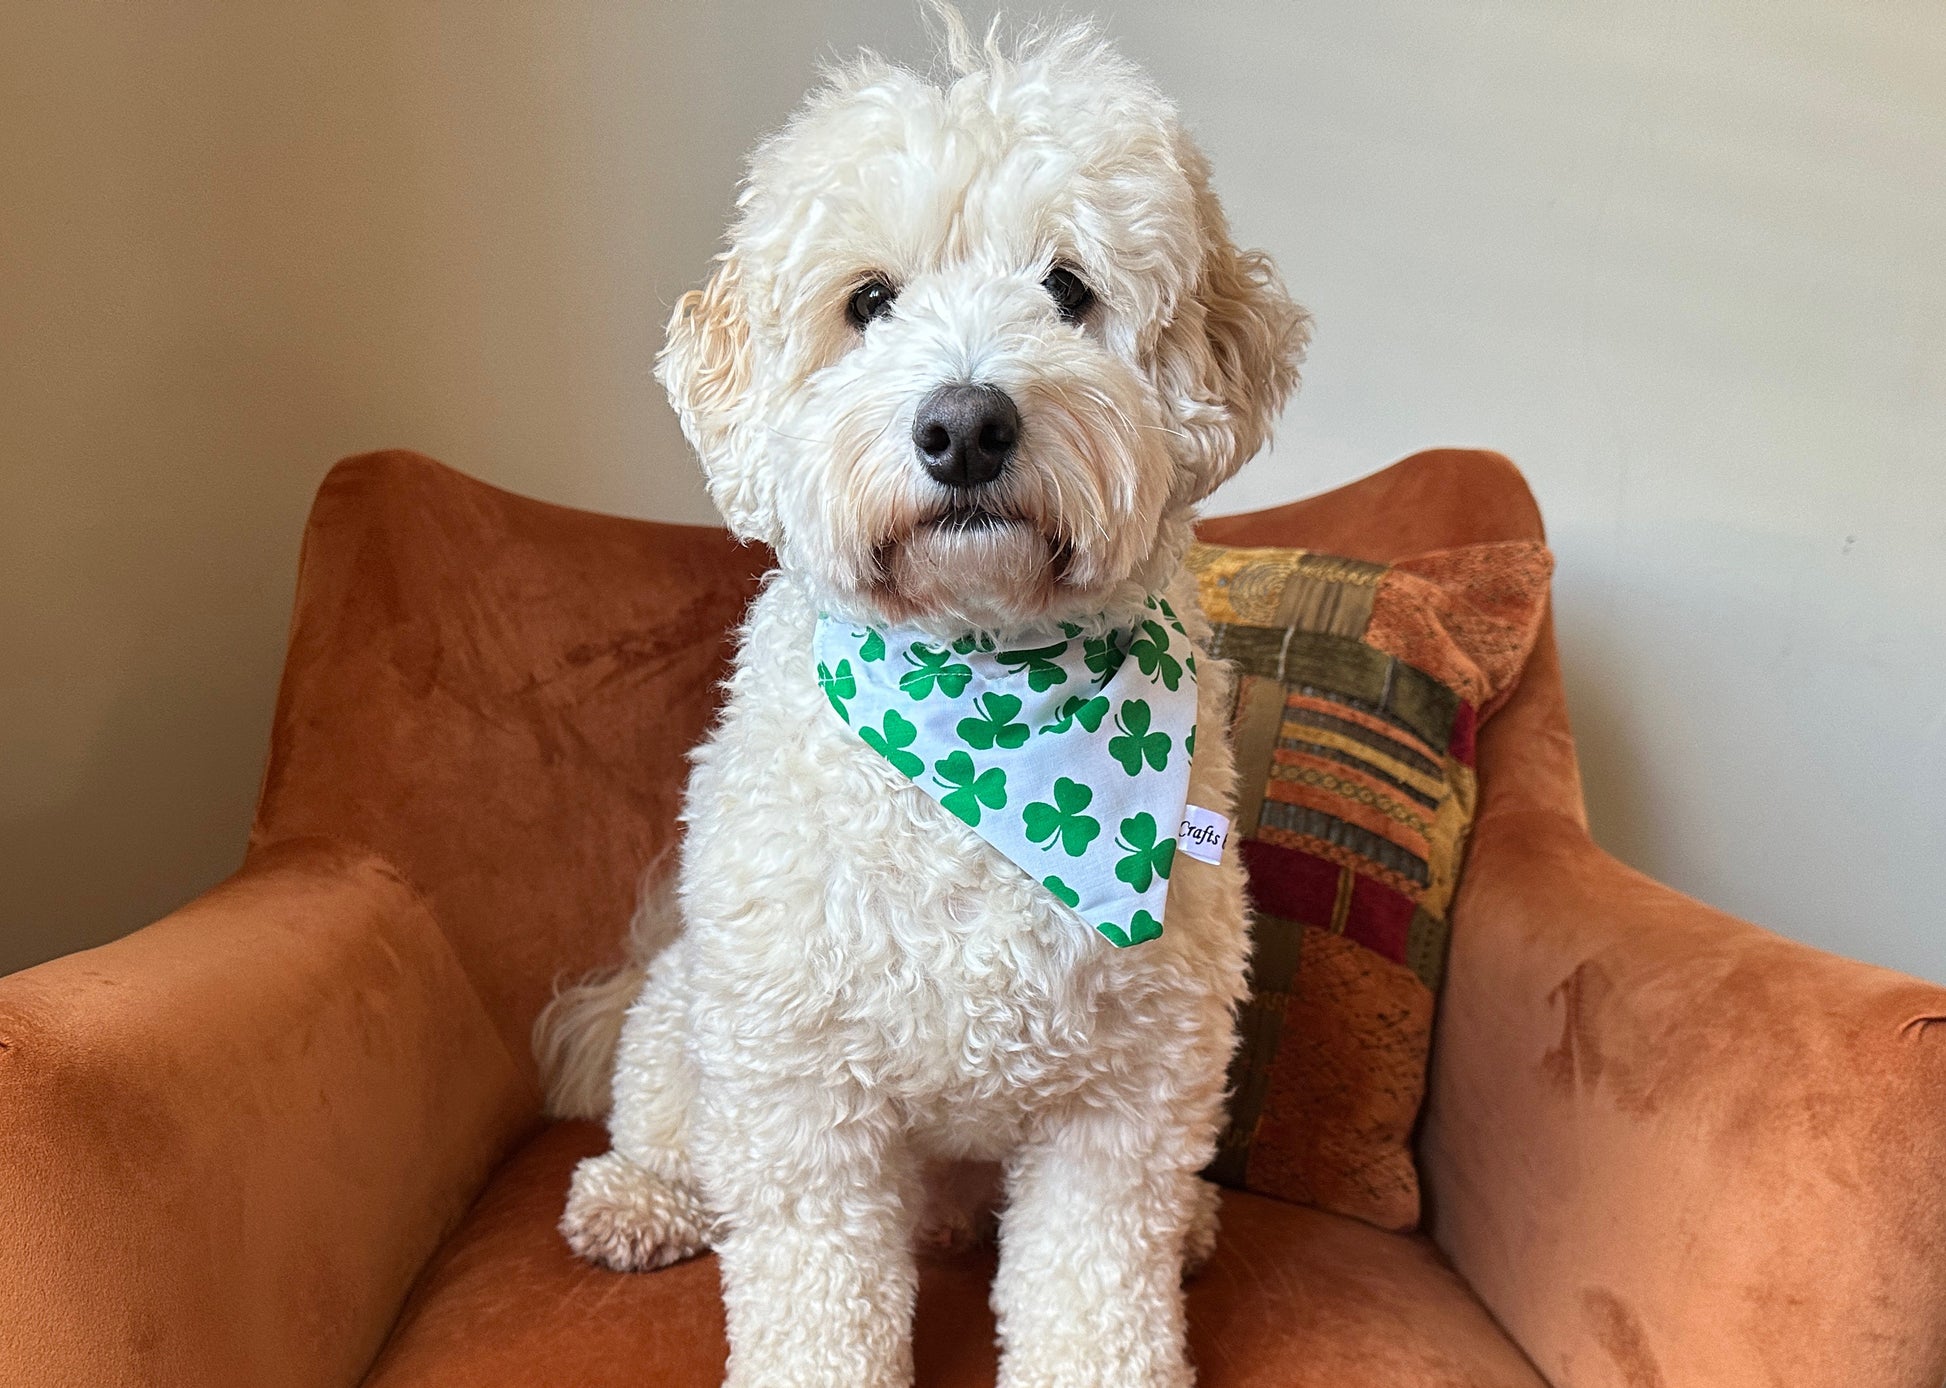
1042 266 1095 322
846 279 898 328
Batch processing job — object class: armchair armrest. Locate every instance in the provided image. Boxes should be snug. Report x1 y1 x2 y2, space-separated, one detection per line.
0 839 534 1388
1421 810 1946 1388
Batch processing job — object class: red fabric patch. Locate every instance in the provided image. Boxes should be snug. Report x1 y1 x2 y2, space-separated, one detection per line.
1239 838 1340 926
1343 876 1415 964
1446 700 1478 766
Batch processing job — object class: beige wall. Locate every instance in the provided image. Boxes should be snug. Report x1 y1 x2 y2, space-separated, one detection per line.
3 3 1941 980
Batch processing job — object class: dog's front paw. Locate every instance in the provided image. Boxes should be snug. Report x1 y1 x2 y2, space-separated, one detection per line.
561 1150 714 1271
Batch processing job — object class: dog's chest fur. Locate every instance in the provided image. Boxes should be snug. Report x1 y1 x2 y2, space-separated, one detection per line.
674 573 1248 1158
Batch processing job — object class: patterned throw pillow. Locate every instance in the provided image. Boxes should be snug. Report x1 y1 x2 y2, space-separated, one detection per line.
1186 538 1554 1231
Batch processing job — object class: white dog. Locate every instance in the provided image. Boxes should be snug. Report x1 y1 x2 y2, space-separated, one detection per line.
542 11 1306 1386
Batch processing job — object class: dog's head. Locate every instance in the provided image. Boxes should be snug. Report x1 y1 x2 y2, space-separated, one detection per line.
658 11 1308 634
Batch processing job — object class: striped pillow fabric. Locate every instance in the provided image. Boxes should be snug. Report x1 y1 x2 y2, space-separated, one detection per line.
1187 538 1553 1230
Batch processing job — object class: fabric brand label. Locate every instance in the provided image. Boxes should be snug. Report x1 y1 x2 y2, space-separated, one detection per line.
1177 804 1229 865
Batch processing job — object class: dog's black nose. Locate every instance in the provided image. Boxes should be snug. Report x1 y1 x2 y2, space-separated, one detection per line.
912 384 1019 489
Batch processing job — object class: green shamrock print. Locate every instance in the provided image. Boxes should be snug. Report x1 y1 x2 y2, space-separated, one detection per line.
996 640 1071 691
1152 595 1188 636
1083 633 1127 686
859 708 922 776
1113 812 1176 892
1096 909 1163 948
1022 777 1102 858
957 692 1029 751
1108 699 1171 776
1127 620 1184 691
1185 724 1196 761
933 751 1007 826
817 659 856 722
899 642 973 701
857 629 886 662
1059 621 1083 638
1043 875 1081 909
1039 693 1109 735
952 633 998 655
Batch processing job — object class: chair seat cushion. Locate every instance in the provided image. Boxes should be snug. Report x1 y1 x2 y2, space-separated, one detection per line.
362 1123 1545 1388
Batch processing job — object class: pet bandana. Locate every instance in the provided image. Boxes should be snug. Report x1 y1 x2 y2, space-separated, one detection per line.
814 596 1203 948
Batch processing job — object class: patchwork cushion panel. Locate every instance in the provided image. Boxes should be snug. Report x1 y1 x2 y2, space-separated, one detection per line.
1186 539 1553 1230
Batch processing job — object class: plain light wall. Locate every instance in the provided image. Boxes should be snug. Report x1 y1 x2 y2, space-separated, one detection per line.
2 2 1940 980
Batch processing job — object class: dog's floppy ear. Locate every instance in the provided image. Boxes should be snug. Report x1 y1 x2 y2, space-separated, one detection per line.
1159 145 1310 504
657 250 779 544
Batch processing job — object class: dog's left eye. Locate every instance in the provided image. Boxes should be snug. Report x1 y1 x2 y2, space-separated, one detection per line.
1041 266 1095 322
846 279 898 328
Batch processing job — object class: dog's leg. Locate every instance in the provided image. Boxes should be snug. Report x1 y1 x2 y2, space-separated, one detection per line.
1181 1173 1223 1278
697 1078 917 1388
992 1112 1210 1388
560 943 714 1270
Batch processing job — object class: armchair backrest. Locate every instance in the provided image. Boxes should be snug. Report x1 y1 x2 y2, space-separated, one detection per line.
251 452 766 1081
252 446 1571 1100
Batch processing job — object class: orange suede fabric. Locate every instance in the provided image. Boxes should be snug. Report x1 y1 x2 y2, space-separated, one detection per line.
0 839 532 1388
251 452 767 1079
4 447 1942 1387
1421 816 1946 1387
365 1121 1549 1388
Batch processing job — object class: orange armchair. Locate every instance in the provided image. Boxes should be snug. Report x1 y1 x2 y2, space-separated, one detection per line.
3 449 1941 1387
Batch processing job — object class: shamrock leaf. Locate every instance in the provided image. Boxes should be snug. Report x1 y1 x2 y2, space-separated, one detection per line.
1113 812 1176 892
817 659 855 722
1043 875 1081 909
996 640 1070 691
1128 620 1183 691
1083 632 1127 687
1059 621 1083 638
1095 911 1161 947
952 633 997 655
900 643 973 701
1155 595 1188 636
1185 724 1196 761
956 692 1029 751
1038 693 1110 735
857 629 886 663
859 708 922 776
933 751 1007 826
1022 777 1102 858
1107 699 1171 776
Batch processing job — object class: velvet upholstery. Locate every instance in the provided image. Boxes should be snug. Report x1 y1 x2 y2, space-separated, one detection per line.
0 839 532 1388
363 1121 1548 1388
2 447 1941 1387
251 453 768 1078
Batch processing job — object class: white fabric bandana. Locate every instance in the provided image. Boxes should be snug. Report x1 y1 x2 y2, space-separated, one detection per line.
814 596 1201 948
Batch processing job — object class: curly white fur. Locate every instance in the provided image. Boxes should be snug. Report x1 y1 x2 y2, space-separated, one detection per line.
547 9 1306 1386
